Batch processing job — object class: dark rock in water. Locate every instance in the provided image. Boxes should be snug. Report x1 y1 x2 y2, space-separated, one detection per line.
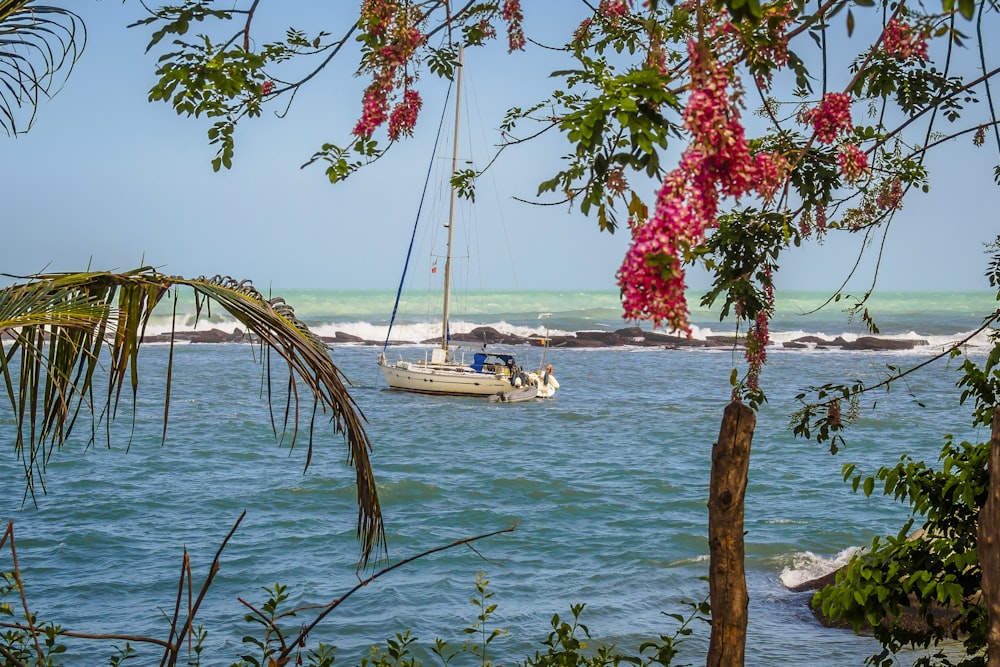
792 335 829 345
561 327 698 347
840 336 927 351
574 330 618 341
610 327 695 346
576 331 629 346
642 330 691 344
333 331 364 343
786 334 929 351
450 326 527 345
187 328 242 343
134 326 930 352
705 335 740 347
142 328 247 344
550 335 606 348
786 569 840 593
610 326 645 339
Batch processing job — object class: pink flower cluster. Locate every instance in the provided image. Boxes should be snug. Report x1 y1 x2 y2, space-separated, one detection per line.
354 85 390 137
837 143 869 183
803 92 853 144
877 178 904 210
388 88 422 140
757 6 791 69
606 166 627 195
827 397 842 428
617 40 787 333
815 204 827 231
502 0 525 51
477 19 497 40
599 0 631 23
883 17 928 61
360 0 394 36
353 0 426 138
377 26 423 67
744 278 773 392
260 80 274 96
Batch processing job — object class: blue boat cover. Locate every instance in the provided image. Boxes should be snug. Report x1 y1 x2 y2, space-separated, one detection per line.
471 352 516 373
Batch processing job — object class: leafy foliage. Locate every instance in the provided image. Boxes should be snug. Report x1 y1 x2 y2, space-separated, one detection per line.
1 535 705 667
815 433 990 666
787 240 1000 664
137 3 333 171
0 269 384 562
0 0 84 135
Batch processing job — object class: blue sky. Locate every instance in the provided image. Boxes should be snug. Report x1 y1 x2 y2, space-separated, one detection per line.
2 1 998 293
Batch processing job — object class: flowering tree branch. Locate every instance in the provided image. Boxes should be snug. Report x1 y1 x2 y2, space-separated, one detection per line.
130 0 1000 404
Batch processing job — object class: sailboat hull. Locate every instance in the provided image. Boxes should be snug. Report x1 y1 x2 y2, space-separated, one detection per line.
378 359 519 396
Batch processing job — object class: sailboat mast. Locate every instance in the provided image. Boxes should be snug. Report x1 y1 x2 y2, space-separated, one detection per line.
440 46 463 354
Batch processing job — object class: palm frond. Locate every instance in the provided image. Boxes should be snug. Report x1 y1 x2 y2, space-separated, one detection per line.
0 0 85 135
0 268 384 563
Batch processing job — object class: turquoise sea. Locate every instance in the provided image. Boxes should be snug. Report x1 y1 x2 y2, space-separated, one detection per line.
1 289 997 666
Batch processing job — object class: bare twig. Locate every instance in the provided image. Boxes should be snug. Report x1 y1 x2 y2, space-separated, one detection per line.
1 522 44 662
275 522 519 663
160 511 247 667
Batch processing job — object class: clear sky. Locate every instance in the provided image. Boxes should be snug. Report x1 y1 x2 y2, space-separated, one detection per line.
2 2 998 293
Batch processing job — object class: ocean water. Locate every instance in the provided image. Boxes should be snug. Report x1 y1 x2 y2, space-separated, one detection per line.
1 289 997 666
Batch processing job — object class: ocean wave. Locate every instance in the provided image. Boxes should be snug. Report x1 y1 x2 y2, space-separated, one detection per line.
777 547 861 590
134 313 995 354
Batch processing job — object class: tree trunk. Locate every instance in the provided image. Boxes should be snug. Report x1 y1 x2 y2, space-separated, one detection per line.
980 406 1000 667
706 400 755 667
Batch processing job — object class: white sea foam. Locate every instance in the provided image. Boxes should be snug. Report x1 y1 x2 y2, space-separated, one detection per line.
134 314 995 354
778 547 862 589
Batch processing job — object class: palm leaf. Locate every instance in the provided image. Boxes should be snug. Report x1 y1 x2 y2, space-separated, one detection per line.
0 0 84 135
0 268 384 563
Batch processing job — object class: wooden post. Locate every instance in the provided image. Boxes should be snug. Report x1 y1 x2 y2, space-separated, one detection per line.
979 406 1000 667
707 400 755 667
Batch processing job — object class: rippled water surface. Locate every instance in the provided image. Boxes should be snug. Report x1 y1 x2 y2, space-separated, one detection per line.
1 338 989 665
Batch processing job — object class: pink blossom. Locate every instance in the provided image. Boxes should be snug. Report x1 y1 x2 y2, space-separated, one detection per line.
599 0 630 23
877 178 904 209
353 86 390 137
388 88 422 140
260 80 274 96
354 0 425 137
477 19 497 40
804 92 853 144
883 17 928 61
745 309 770 391
618 169 703 332
574 17 593 44
618 37 788 333
815 205 827 231
757 6 791 69
752 152 788 202
837 143 869 183
605 166 627 195
359 0 394 36
502 0 525 51
827 398 842 428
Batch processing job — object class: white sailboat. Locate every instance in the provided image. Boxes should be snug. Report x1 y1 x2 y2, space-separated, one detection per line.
377 49 559 400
